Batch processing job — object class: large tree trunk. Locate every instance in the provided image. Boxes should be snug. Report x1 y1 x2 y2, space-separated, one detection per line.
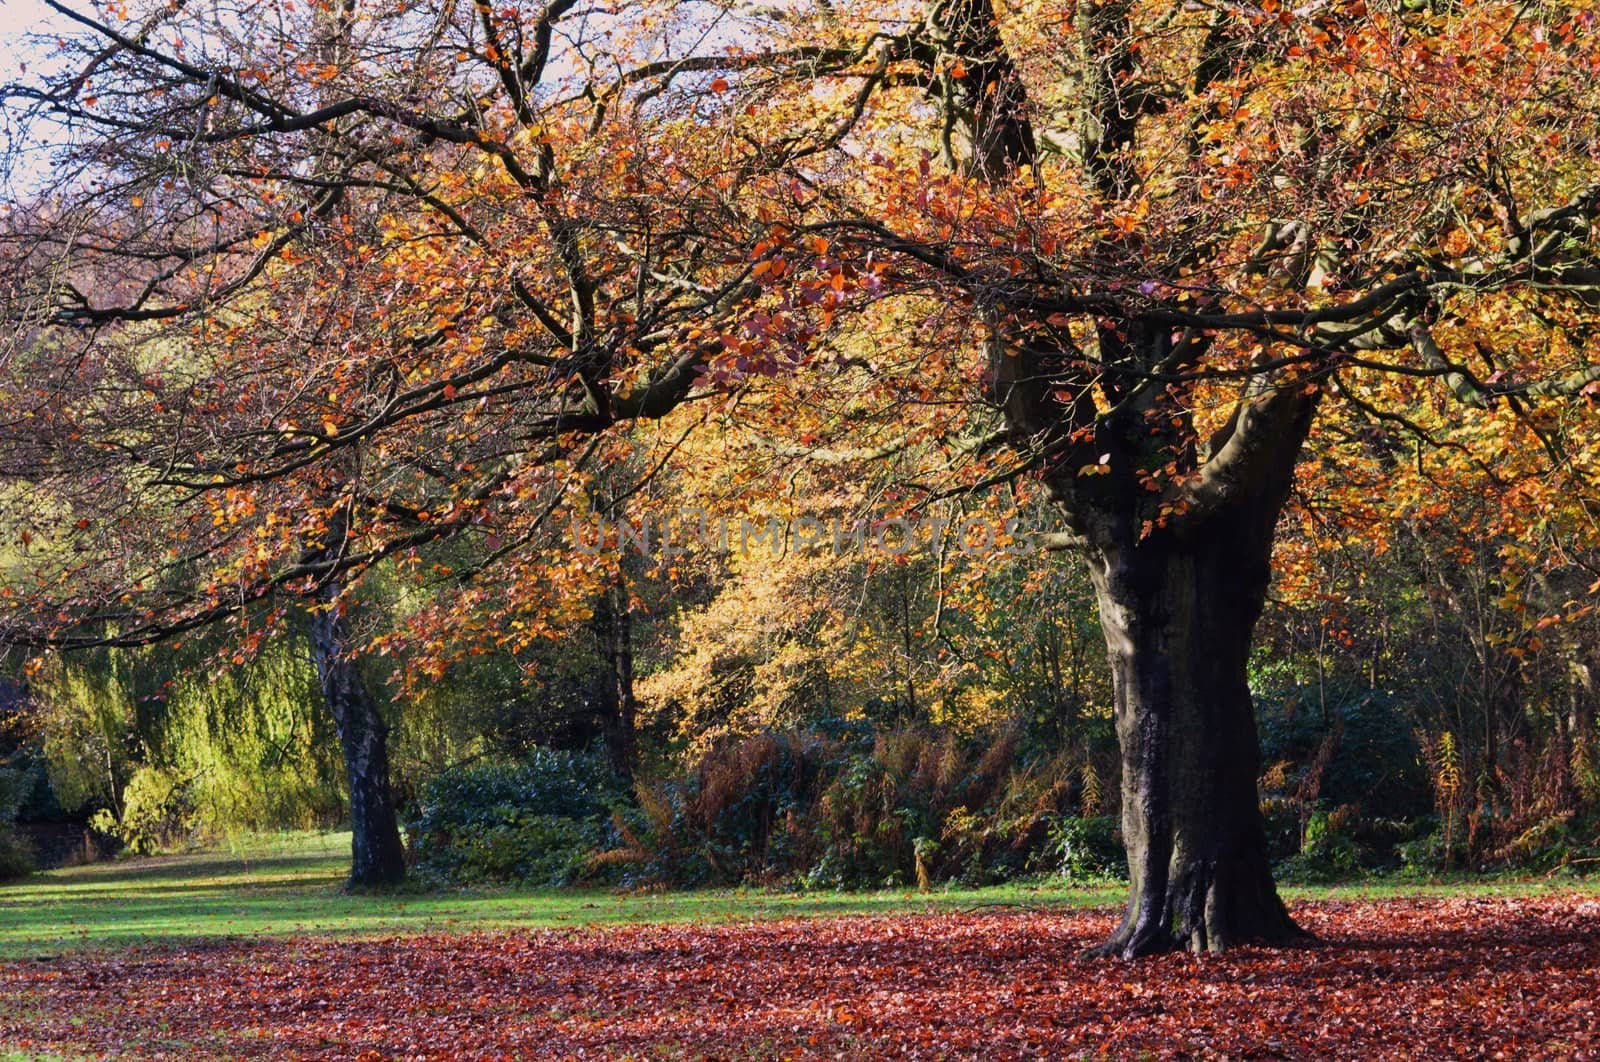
926 0 1322 957
307 576 407 889
1083 493 1308 956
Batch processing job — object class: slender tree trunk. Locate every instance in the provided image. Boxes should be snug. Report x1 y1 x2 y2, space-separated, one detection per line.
592 581 637 783
306 571 407 889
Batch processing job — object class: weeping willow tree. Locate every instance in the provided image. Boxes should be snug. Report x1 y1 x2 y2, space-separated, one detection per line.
25 635 345 848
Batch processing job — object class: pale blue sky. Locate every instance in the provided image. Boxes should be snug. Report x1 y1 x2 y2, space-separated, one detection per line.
1 1 66 81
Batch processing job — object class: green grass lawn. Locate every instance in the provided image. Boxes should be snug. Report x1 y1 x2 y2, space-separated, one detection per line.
1 830 1594 960
0 831 1114 959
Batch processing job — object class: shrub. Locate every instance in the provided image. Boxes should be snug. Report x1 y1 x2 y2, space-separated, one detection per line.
611 723 1077 889
88 766 198 855
1043 814 1126 881
1275 806 1365 883
1395 821 1466 875
408 749 624 885
0 768 36 881
1257 690 1437 873
617 730 846 887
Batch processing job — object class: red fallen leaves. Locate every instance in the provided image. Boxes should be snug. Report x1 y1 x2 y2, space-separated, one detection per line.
2 895 1598 1059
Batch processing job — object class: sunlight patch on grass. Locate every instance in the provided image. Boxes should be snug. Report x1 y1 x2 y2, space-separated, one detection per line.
0 831 1125 959
1 830 1595 961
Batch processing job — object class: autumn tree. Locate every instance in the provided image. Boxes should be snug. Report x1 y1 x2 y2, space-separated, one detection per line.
774 0 1599 955
0 0 784 884
682 0 1599 952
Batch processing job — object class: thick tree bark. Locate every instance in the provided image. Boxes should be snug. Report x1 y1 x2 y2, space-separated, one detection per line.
924 0 1334 956
919 0 1307 954
306 575 407 889
988 309 1321 954
1086 518 1306 956
1055 374 1318 956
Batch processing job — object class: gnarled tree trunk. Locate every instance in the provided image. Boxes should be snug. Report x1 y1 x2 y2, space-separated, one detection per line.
913 0 1354 953
1086 513 1305 956
986 299 1321 955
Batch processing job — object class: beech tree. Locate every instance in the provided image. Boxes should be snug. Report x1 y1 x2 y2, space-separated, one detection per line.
793 0 1599 955
3 0 1599 948
0 0 775 884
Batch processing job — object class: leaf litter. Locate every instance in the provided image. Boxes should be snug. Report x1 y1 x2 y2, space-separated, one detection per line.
2 895 1597 1059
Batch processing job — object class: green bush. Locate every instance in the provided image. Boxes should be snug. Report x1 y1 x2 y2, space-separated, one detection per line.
1256 689 1436 874
1275 806 1365 883
1394 822 1467 875
89 766 198 855
407 749 624 885
1043 814 1126 881
427 811 601 884
0 768 36 881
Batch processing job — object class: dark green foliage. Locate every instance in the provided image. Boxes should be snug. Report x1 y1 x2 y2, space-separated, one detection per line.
0 834 31 881
0 767 36 881
1043 815 1126 882
8 756 62 823
407 749 625 885
1257 688 1436 874
1257 689 1434 821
